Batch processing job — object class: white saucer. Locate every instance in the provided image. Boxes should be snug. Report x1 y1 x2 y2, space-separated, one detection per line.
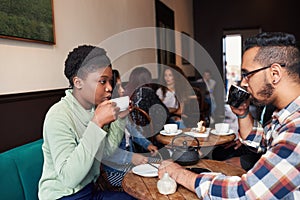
184 128 211 138
132 163 160 177
211 129 235 136
160 129 182 136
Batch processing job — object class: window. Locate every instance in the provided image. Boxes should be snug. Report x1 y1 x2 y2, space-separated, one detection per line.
223 28 261 95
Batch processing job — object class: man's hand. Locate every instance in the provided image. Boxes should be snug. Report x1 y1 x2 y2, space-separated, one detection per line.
230 100 250 116
158 160 198 192
158 160 183 179
230 99 254 139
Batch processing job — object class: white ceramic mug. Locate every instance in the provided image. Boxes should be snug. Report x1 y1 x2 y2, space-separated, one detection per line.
164 124 178 134
215 123 230 133
111 96 130 111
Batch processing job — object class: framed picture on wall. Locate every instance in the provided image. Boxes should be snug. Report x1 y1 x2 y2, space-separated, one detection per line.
0 0 55 44
181 31 191 65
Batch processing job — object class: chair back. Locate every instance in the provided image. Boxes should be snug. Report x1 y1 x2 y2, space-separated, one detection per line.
130 106 154 139
183 87 211 127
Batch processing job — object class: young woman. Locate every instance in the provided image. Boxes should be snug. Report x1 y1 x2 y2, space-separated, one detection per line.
38 45 135 200
124 67 169 138
156 64 189 128
123 67 171 159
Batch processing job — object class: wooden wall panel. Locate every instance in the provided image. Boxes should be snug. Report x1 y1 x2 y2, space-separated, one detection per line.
0 89 66 152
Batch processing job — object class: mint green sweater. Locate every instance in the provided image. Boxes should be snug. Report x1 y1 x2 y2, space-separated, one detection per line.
38 89 125 199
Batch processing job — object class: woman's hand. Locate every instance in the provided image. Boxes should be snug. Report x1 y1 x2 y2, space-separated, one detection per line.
132 153 148 165
169 107 179 114
147 144 158 156
92 100 120 127
118 102 133 119
118 109 130 119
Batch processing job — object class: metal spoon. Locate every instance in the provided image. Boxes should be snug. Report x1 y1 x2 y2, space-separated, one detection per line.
147 162 159 170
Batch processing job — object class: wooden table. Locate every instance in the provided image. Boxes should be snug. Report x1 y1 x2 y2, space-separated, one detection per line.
122 159 246 200
156 128 236 147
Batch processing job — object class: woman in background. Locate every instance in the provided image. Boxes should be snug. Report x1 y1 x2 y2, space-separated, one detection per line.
156 64 189 128
124 67 170 158
124 67 169 137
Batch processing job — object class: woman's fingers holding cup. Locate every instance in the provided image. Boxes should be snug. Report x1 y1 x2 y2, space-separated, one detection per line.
118 109 129 118
93 100 120 126
110 96 130 111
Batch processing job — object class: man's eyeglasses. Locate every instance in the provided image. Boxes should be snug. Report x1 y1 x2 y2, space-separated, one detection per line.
241 63 285 81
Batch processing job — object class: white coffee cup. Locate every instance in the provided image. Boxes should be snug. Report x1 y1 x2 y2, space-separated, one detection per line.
111 96 130 111
215 123 230 133
164 124 178 134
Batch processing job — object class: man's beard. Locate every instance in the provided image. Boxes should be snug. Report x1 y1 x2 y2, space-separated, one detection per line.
250 83 274 106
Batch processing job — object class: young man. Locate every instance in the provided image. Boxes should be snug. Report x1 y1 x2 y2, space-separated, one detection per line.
158 32 300 199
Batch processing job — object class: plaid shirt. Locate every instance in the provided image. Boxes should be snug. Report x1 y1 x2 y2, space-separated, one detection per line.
195 96 300 199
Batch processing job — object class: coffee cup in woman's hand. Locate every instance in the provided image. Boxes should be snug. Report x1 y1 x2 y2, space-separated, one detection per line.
93 100 120 127
227 85 250 108
111 96 130 111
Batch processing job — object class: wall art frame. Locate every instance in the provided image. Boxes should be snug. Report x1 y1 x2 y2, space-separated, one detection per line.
0 0 55 44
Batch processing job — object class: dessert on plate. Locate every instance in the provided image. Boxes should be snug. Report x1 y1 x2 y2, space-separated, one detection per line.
193 120 206 133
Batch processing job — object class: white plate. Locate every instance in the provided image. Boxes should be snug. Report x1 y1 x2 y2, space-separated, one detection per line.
132 163 160 177
184 128 211 137
160 129 182 136
211 129 235 136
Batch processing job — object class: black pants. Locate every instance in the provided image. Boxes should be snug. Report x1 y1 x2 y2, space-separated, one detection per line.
59 182 136 200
